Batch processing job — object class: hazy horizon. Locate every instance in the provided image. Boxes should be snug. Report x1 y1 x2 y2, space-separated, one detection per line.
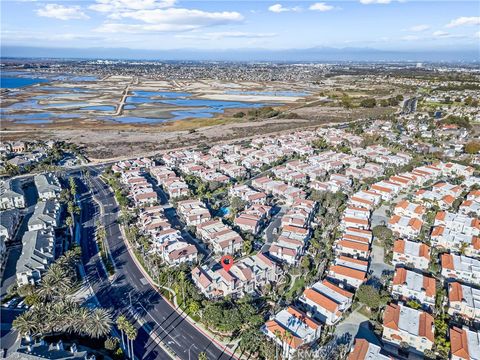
2 0 479 59
2 44 479 62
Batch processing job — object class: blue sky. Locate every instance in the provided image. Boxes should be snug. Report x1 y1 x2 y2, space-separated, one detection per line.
2 0 479 51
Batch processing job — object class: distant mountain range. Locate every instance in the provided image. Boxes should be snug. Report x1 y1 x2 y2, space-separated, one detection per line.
2 45 478 62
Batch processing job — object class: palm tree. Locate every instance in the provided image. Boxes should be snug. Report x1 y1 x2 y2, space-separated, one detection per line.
116 315 128 356
42 263 72 298
38 276 59 301
96 223 107 255
67 201 81 221
283 331 293 359
198 352 208 360
13 311 38 340
273 329 281 360
178 271 186 306
125 323 137 360
66 216 74 241
86 308 113 338
69 177 77 198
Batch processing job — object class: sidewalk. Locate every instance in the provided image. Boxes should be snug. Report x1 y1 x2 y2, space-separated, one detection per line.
100 176 241 359
119 216 241 359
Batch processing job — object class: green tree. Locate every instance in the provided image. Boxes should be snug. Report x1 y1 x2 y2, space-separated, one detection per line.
465 141 480 154
105 337 120 351
243 239 253 255
86 308 113 338
356 285 386 310
372 225 393 242
198 352 208 360
230 196 246 215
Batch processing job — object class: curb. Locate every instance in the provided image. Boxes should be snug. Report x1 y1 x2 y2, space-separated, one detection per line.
121 222 239 360
99 175 239 359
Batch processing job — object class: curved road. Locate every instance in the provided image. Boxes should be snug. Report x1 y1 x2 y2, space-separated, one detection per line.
78 169 236 360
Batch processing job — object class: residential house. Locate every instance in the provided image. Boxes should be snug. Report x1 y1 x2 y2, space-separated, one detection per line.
299 279 354 325
447 282 480 322
234 204 272 235
348 339 392 360
441 254 480 286
388 215 423 239
382 303 434 354
449 326 480 360
392 239 431 270
391 267 436 307
327 256 368 289
262 306 322 359
34 173 61 200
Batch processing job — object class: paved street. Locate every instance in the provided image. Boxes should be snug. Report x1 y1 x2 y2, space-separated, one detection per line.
0 165 239 359
261 205 287 252
83 168 237 360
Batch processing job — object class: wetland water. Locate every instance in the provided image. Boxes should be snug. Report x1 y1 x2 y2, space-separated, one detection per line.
1 75 288 125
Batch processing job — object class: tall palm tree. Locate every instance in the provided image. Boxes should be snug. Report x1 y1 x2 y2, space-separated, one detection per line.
68 201 81 221
178 271 186 306
116 315 128 356
38 276 59 301
86 308 113 338
69 177 77 198
273 329 281 360
125 323 138 360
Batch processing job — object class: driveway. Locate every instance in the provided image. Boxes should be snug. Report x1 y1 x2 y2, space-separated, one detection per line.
369 243 394 282
261 205 287 252
371 204 388 228
334 309 378 347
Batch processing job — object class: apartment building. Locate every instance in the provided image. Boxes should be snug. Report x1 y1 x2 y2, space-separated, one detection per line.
441 254 480 286
391 268 436 307
176 199 211 226
34 173 61 201
299 279 354 325
262 306 322 359
392 239 431 270
447 282 480 322
196 220 243 255
0 179 25 210
382 303 434 354
192 252 280 298
450 326 480 360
